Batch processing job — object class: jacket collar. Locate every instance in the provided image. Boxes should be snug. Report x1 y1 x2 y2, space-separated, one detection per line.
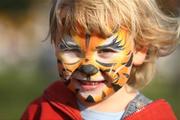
43 80 82 119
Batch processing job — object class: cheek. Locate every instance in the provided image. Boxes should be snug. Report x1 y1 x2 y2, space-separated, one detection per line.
105 65 130 81
63 63 81 73
102 54 133 85
56 52 82 79
115 66 131 85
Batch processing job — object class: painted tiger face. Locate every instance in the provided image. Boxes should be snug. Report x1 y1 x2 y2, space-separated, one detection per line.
55 29 134 103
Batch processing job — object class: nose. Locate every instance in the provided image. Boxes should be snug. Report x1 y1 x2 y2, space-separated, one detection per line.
78 64 98 76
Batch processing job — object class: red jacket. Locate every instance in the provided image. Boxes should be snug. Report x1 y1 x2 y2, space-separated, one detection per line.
21 81 177 120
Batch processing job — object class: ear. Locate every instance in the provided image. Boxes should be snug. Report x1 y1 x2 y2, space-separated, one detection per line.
133 47 148 66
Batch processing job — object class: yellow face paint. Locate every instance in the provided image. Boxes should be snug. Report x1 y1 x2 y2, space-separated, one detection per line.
56 29 134 103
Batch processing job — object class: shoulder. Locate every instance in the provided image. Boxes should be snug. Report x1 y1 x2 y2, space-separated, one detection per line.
21 80 79 120
123 94 177 120
122 93 152 119
43 80 77 105
21 97 43 120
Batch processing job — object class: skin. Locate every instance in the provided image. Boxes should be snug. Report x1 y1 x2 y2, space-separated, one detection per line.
55 29 136 106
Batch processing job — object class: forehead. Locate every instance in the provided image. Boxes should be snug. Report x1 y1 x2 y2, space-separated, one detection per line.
67 29 128 47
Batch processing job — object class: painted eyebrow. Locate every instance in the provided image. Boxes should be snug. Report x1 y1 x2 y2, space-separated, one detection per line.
59 36 80 50
96 35 125 50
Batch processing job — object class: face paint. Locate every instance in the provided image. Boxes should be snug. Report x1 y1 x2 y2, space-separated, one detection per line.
56 29 134 103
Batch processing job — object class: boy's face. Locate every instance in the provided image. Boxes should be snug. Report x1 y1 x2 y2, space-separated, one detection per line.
56 29 134 103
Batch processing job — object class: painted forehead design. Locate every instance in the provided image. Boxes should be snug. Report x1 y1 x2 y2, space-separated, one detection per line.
85 33 91 48
59 35 80 50
96 35 125 50
59 32 125 49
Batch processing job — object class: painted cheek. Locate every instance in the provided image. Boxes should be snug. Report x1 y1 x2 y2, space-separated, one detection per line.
56 55 82 80
102 52 133 84
64 62 81 73
90 72 104 80
103 86 114 95
116 67 130 85
111 56 133 85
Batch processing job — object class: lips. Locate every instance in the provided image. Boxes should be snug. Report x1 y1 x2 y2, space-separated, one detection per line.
75 79 105 91
79 80 105 85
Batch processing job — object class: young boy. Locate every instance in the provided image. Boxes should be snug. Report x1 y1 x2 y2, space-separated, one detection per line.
21 0 180 119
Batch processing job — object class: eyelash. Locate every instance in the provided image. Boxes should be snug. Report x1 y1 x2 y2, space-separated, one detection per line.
97 48 117 53
63 48 81 53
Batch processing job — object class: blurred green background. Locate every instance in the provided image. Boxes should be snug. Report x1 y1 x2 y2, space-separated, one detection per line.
0 0 179 120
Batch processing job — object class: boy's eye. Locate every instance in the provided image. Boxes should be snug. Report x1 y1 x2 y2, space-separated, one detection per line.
64 48 81 53
63 48 82 57
60 48 82 64
97 48 117 54
97 48 117 58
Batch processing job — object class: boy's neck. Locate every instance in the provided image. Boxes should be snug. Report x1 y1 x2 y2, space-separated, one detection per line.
81 84 138 112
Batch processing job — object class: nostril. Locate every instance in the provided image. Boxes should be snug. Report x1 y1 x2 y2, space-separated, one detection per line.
78 64 98 76
85 58 89 62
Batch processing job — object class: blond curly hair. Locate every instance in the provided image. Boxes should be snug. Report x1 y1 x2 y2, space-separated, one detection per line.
49 0 180 88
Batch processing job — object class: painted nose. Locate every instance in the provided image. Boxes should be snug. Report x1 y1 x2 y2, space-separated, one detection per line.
78 64 98 76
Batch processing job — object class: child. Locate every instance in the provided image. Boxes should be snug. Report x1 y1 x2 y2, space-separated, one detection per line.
21 0 180 119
